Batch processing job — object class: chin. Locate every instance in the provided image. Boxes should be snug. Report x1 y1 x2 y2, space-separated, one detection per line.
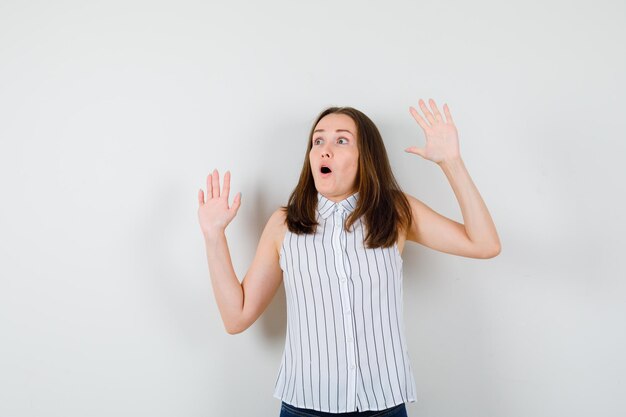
312 179 327 191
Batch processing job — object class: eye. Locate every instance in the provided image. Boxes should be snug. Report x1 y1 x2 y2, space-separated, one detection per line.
337 137 348 144
313 138 323 145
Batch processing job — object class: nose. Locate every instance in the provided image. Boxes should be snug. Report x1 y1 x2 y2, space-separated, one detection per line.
320 143 332 158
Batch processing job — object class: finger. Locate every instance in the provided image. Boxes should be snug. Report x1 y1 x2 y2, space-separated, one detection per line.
222 170 231 202
409 106 429 131
206 173 213 199
405 146 425 158
231 192 242 214
429 98 443 122
198 189 204 205
211 169 220 198
443 103 454 124
418 98 435 125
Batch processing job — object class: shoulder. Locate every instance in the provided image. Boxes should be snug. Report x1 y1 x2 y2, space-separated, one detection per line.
402 191 429 214
397 192 427 253
265 207 288 233
401 191 419 205
265 207 288 253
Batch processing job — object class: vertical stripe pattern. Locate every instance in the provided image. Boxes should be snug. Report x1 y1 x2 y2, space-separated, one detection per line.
272 192 418 413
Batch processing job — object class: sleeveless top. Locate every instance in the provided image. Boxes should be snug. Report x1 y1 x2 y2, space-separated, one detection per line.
272 192 418 413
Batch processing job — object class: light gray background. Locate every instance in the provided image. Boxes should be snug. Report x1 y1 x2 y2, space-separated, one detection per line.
1 0 624 416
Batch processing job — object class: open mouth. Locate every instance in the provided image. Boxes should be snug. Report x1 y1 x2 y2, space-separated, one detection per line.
321 166 332 174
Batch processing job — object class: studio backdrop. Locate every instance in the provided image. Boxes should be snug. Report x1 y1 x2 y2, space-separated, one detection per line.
1 0 624 416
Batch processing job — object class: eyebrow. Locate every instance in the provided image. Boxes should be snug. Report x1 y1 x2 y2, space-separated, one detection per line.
313 129 354 135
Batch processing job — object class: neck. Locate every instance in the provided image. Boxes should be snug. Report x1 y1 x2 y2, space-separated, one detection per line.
319 190 357 203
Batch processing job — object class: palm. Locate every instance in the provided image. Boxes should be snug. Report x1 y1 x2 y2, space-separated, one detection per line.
197 169 241 237
406 98 460 164
200 193 233 229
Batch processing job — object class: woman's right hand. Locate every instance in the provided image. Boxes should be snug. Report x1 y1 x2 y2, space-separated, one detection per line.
197 169 241 238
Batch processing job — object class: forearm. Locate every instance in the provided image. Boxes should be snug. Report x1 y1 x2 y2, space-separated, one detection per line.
439 157 501 251
204 231 244 334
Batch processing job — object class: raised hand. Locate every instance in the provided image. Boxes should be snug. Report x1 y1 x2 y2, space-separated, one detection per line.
197 169 241 238
406 98 460 164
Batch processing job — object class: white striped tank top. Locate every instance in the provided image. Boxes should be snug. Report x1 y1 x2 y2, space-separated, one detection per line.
272 192 418 413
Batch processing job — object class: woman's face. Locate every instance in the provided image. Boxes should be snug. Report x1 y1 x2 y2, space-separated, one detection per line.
309 113 359 202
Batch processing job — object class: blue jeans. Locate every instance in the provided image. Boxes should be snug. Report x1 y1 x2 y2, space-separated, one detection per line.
279 401 408 417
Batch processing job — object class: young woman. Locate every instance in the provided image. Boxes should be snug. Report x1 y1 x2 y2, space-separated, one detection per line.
197 99 501 417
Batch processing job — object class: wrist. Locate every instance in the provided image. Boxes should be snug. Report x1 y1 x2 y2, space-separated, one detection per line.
203 228 226 242
438 155 463 168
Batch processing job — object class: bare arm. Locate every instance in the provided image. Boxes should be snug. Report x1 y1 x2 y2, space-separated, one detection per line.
404 99 501 258
404 189 499 259
237 209 285 333
203 232 245 334
198 169 284 334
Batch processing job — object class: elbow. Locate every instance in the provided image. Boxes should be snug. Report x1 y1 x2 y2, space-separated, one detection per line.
482 243 501 259
225 318 248 335
226 324 243 335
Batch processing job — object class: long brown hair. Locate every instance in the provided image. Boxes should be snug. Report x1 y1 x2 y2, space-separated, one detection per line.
284 106 413 248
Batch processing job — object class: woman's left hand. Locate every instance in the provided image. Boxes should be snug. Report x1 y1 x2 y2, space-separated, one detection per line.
405 98 460 165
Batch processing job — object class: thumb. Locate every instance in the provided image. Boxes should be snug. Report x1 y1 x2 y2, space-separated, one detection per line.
231 192 242 214
405 146 425 158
